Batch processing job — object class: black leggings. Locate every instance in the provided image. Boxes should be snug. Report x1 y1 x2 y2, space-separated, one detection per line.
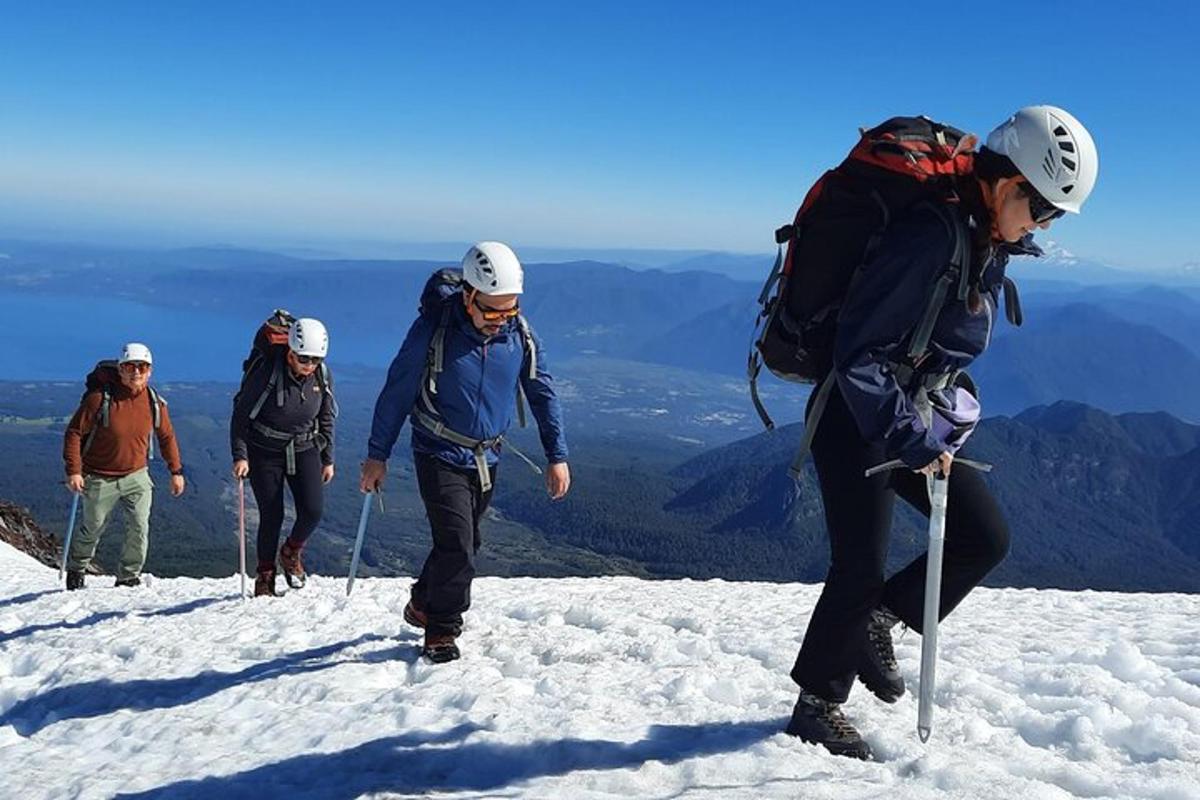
411 453 496 638
248 444 324 571
791 384 1010 703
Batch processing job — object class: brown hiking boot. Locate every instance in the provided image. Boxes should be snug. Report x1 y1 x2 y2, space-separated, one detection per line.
278 540 306 589
403 600 427 629
422 633 460 664
255 568 279 597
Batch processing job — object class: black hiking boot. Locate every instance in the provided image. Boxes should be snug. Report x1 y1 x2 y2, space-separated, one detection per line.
255 568 279 597
403 600 427 629
115 576 141 587
279 540 306 589
858 607 905 703
66 570 85 591
785 692 873 760
423 633 460 664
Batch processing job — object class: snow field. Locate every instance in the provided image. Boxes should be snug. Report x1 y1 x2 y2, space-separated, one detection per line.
0 542 1198 799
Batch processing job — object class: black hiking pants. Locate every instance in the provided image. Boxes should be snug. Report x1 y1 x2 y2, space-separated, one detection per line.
411 452 496 638
791 384 1010 703
247 443 324 572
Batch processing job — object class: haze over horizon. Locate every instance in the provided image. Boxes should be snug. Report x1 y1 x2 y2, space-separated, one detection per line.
2 2 1198 273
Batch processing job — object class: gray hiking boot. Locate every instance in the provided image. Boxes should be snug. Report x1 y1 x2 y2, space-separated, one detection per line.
785 692 873 760
858 606 904 703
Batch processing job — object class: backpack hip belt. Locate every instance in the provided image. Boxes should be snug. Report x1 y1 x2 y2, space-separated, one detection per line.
411 408 542 492
250 420 319 475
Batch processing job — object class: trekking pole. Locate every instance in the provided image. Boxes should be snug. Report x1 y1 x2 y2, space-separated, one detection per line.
346 491 374 597
864 457 993 742
59 492 80 585
237 478 248 600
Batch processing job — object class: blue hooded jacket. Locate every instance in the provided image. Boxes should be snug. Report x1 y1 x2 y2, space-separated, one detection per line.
833 202 1031 468
367 294 568 471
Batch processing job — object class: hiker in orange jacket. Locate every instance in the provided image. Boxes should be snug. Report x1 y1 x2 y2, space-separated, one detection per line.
62 343 184 589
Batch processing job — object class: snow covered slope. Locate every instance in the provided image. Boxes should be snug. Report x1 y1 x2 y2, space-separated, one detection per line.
1 542 1197 799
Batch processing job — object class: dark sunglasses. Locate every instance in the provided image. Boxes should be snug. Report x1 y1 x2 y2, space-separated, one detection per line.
470 293 520 322
294 354 323 366
1021 182 1065 224
120 362 151 373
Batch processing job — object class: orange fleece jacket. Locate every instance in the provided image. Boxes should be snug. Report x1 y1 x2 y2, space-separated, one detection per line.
63 385 183 477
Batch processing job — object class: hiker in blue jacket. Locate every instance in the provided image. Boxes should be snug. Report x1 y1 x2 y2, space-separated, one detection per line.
786 106 1100 758
360 241 570 663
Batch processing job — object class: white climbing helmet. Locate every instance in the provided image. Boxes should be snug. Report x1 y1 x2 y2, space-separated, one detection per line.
985 105 1098 214
118 342 153 365
288 318 329 357
461 241 524 295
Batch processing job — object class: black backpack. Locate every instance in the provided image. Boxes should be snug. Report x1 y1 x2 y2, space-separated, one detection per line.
749 116 985 432
80 360 163 458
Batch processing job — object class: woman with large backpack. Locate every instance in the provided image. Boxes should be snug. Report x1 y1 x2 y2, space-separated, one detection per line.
231 317 337 597
781 106 1099 758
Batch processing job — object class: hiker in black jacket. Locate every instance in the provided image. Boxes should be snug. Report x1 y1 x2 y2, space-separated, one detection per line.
782 106 1099 759
231 317 336 596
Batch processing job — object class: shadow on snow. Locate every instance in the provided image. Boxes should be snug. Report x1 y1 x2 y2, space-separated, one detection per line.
0 630 415 735
0 595 236 645
114 717 789 799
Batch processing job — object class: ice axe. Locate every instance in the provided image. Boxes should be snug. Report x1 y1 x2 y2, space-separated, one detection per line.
346 491 384 596
59 492 80 586
865 457 993 742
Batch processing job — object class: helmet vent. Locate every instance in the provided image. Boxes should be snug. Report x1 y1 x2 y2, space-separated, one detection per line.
1053 125 1068 137
1058 141 1075 153
1042 150 1056 178
1062 184 1074 195
1061 156 1077 172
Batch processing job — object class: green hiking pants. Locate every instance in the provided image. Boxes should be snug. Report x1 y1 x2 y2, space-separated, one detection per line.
68 468 154 580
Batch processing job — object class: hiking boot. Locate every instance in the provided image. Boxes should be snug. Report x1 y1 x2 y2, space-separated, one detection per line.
403 600 427 629
785 692 873 760
278 540 306 589
115 576 141 587
422 633 460 664
858 607 904 703
66 570 85 591
255 568 279 597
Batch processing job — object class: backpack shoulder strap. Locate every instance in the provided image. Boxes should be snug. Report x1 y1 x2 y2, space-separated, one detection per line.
515 314 536 381
145 387 162 462
99 387 113 428
513 314 536 428
147 386 162 429
317 362 339 418
81 388 111 457
248 354 283 421
422 301 455 405
905 202 970 364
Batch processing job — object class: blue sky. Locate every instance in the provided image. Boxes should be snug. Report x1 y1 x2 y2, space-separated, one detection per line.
1 1 1197 270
